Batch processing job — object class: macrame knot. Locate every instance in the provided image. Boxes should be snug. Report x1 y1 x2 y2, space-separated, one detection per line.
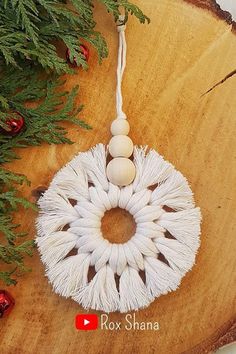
36 144 202 313
117 15 126 32
117 112 127 119
117 23 126 32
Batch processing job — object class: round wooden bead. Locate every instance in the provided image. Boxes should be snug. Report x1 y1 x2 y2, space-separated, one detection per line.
108 135 133 158
111 119 130 136
106 158 136 186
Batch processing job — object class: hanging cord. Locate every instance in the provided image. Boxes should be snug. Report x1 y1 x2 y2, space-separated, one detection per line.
116 15 127 120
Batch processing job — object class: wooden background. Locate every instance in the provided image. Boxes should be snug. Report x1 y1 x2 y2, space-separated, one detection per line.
1 0 236 353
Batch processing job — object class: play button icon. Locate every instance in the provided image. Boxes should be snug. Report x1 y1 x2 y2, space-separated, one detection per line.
84 319 90 326
76 314 98 330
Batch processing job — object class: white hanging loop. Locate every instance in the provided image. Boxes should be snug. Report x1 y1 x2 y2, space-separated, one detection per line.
106 14 136 187
116 15 127 120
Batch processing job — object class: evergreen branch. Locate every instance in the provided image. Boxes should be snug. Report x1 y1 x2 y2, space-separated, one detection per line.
0 190 36 211
100 0 150 23
0 0 149 286
0 215 24 244
119 0 150 24
0 0 149 70
0 169 29 187
0 95 9 110
0 70 90 164
0 270 17 285
3 0 39 45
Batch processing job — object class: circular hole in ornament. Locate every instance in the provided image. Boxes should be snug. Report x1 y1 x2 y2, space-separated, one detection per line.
101 207 136 244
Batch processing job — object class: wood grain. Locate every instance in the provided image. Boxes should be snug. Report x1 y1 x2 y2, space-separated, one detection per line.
1 0 236 353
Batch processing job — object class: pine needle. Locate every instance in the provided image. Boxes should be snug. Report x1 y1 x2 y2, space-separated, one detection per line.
0 0 149 285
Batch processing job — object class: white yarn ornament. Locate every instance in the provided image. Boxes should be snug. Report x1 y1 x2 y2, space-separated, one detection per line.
36 16 202 313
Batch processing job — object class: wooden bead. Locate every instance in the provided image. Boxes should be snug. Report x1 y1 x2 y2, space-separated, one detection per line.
108 135 133 158
111 119 130 136
106 158 136 186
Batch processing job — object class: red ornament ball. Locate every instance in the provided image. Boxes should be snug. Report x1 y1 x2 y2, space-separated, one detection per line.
0 290 15 318
66 44 90 66
1 112 25 136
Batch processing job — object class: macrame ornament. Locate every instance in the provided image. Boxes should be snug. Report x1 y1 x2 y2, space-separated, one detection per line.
36 16 202 313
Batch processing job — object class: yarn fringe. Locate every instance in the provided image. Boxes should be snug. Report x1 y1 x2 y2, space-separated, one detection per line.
73 265 119 313
158 208 201 251
38 188 78 216
151 170 194 210
36 231 78 268
79 144 109 191
133 147 174 192
154 237 196 275
46 253 91 297
145 257 181 297
51 161 89 201
119 266 152 312
37 188 78 236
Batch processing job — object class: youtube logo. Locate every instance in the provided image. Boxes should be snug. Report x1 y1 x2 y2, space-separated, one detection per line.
75 314 98 330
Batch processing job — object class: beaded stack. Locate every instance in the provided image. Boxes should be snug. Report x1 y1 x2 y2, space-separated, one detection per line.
106 117 136 186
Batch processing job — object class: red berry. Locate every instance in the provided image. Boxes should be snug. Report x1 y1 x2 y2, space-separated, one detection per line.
0 112 25 136
66 44 89 66
0 290 15 318
80 44 89 62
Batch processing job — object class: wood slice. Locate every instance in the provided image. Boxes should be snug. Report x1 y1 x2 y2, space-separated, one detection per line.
1 0 236 353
